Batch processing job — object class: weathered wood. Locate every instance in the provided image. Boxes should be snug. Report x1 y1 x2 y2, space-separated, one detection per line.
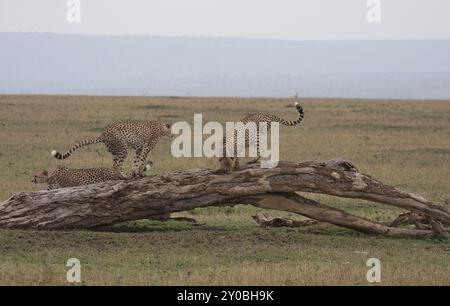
0 159 449 238
387 212 431 229
252 212 318 228
245 193 437 238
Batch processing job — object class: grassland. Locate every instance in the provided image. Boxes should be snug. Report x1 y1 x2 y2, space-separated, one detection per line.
0 95 449 285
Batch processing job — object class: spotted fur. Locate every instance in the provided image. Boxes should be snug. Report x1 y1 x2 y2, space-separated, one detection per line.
51 121 170 178
33 162 153 190
219 102 304 172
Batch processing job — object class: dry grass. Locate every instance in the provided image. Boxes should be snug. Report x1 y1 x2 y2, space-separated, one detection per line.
0 95 449 285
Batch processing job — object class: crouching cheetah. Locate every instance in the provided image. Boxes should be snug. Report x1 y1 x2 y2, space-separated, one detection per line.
51 121 171 178
218 102 304 173
32 162 153 190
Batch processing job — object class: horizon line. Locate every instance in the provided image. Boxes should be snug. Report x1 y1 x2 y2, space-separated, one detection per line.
1 92 449 102
2 31 450 43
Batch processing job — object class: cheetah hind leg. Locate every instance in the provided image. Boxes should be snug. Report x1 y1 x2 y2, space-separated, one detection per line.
112 148 129 179
131 147 143 178
247 135 261 165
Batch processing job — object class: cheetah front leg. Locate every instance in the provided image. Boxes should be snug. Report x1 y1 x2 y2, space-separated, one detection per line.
47 184 60 190
132 141 156 177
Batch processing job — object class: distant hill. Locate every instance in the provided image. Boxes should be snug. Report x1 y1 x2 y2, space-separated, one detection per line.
1 32 450 99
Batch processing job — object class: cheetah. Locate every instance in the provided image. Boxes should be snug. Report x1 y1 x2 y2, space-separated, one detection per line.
51 121 171 178
32 162 153 190
218 102 304 173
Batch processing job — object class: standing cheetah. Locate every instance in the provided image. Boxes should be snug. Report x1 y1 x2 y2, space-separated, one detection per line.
219 102 304 172
51 121 171 178
32 163 153 190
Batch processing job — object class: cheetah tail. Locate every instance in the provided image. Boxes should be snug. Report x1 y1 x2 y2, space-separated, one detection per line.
278 102 305 126
51 138 102 160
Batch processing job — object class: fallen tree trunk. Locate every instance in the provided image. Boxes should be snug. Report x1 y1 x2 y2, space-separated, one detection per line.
0 159 449 238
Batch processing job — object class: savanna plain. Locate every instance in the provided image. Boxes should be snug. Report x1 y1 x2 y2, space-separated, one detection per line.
0 95 449 285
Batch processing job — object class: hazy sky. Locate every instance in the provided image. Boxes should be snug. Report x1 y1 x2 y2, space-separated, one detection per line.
1 0 449 40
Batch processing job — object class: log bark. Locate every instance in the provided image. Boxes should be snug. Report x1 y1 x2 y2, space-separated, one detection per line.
386 212 431 229
252 212 318 227
0 159 449 238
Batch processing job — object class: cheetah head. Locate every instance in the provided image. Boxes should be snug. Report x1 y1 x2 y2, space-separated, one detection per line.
32 170 49 184
163 123 174 138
